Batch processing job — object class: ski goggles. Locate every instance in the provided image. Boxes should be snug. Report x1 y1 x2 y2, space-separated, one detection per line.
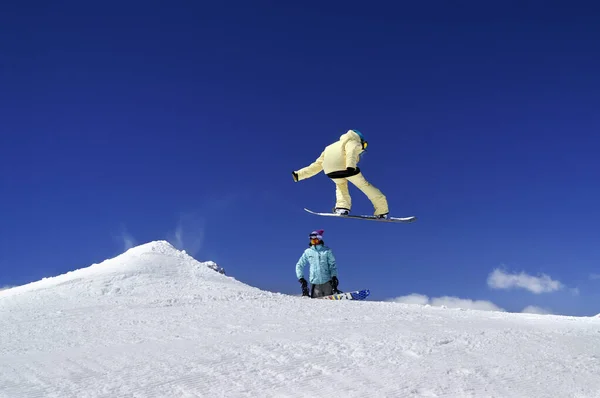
309 234 322 240
361 140 368 150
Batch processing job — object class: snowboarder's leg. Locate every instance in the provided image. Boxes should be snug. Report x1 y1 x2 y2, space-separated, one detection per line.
347 172 389 216
311 282 334 298
332 178 351 213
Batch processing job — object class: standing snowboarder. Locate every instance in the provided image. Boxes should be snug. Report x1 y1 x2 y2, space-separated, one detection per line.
292 129 389 219
296 229 340 298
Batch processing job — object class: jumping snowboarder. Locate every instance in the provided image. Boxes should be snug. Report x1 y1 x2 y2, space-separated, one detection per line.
292 129 389 219
295 230 340 298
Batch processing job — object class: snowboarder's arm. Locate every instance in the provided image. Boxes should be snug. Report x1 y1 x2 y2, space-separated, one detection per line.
344 141 362 169
295 252 308 280
327 249 338 277
294 151 325 181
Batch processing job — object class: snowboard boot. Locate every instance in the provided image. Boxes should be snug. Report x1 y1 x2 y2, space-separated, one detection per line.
333 207 350 216
375 213 389 219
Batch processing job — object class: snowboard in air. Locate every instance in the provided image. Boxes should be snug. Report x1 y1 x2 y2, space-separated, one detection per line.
304 208 416 223
315 289 370 301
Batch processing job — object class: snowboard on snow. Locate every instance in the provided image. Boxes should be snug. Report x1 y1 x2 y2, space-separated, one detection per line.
315 289 370 301
304 208 416 223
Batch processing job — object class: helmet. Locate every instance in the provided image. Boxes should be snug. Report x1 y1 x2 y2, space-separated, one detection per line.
352 129 365 141
351 129 368 150
309 229 324 245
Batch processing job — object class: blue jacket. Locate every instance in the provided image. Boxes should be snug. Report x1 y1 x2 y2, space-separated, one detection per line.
295 244 338 285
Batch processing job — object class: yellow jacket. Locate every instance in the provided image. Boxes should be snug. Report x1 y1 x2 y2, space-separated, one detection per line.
295 130 365 181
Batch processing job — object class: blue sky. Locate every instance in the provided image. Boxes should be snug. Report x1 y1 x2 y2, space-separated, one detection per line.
1 1 599 315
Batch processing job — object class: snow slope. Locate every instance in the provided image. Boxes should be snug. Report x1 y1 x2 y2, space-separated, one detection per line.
1 241 599 398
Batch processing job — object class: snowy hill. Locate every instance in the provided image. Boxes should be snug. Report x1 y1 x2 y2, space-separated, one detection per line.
1 241 599 397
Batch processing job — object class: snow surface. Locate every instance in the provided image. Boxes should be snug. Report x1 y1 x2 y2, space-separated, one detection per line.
1 241 600 398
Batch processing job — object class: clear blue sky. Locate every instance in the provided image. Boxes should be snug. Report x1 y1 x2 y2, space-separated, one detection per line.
2 1 599 315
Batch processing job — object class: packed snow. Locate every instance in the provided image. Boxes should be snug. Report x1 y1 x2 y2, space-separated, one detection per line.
1 241 599 398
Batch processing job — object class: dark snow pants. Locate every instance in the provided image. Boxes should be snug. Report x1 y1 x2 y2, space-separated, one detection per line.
311 281 334 298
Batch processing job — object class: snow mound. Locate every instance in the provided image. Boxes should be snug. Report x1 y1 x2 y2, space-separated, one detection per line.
0 240 269 304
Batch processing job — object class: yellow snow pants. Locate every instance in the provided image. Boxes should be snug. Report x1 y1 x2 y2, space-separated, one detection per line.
332 172 388 216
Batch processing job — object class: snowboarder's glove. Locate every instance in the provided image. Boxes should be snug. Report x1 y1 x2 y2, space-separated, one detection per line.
292 171 299 182
331 276 339 289
331 276 340 293
299 277 309 296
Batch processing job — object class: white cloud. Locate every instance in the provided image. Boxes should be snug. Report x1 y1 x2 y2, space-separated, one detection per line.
487 269 564 294
522 305 552 315
431 296 505 312
388 294 505 312
390 293 430 305
590 274 600 280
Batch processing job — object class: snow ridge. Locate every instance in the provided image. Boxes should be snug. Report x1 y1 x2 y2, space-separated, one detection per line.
0 240 268 303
